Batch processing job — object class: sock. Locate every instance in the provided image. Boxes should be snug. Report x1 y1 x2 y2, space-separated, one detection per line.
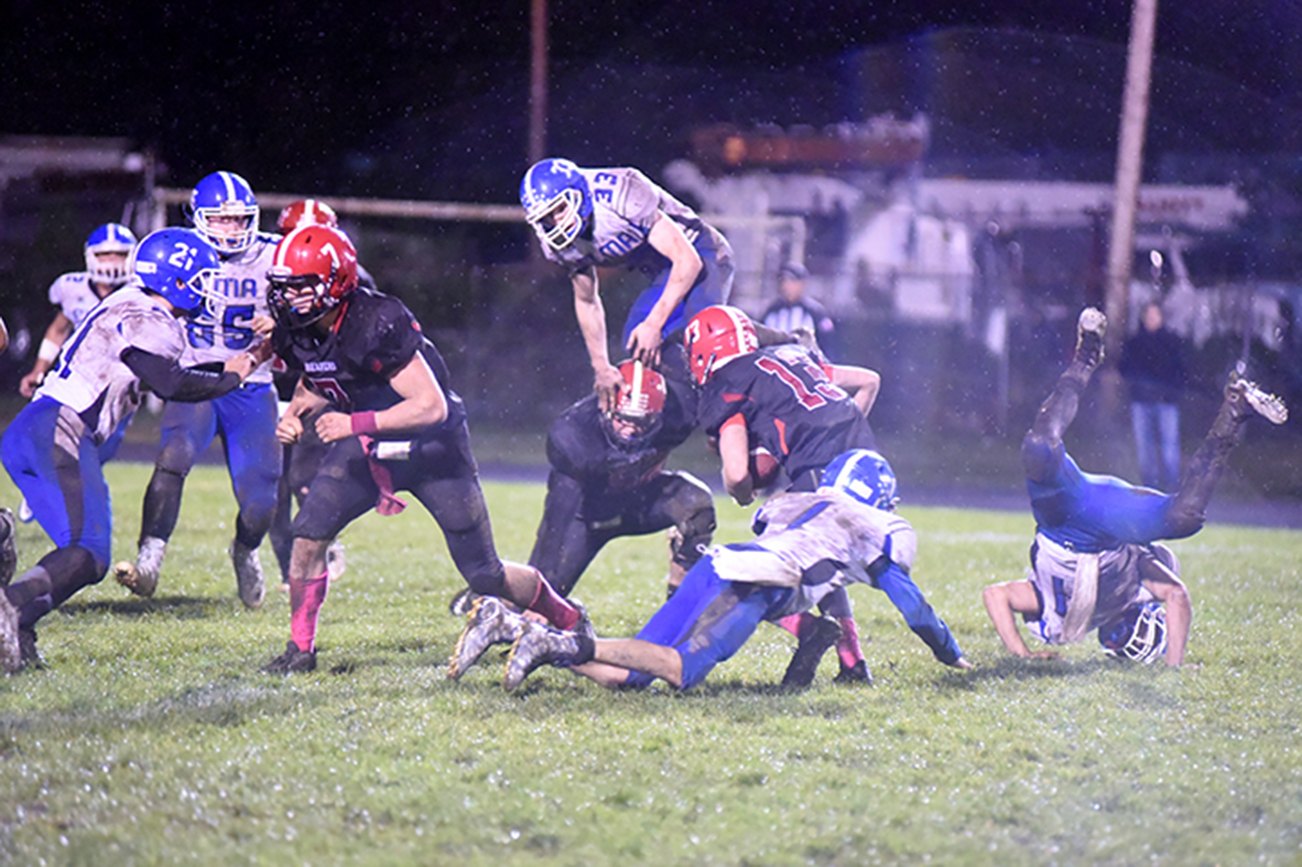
836 616 865 669
528 574 581 630
289 571 329 653
776 612 817 638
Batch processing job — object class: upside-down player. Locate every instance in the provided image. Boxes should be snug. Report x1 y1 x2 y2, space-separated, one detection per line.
519 158 734 409
982 309 1288 667
0 229 262 671
262 224 590 673
116 172 282 609
493 449 971 691
687 305 883 684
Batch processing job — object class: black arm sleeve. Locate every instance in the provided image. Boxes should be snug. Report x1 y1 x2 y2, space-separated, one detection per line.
121 348 242 402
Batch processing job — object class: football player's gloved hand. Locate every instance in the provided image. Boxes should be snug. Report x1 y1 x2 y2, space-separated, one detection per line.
594 363 623 413
316 411 354 443
19 370 44 398
250 314 276 337
625 320 663 368
223 353 257 381
276 412 304 445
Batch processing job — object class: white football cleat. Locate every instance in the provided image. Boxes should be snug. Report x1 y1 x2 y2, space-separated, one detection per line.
1228 373 1288 425
448 597 525 680
231 541 266 609
1074 307 1107 370
116 536 166 598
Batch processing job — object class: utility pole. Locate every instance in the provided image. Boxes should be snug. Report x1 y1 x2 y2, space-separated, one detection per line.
528 0 548 166
1104 0 1159 366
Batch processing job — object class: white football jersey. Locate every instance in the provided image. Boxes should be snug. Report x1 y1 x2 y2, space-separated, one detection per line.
179 231 278 383
1024 534 1157 646
47 271 112 327
708 489 917 620
36 286 186 443
542 167 709 274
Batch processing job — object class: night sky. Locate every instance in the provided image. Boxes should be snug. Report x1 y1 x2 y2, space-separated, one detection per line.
2 0 1299 198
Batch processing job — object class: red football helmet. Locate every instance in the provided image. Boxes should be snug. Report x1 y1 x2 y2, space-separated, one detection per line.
683 305 758 385
267 225 360 329
606 359 667 442
276 198 339 233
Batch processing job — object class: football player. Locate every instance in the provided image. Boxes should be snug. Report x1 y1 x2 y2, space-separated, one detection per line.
982 308 1288 667
687 305 882 683
527 350 715 600
265 198 359 588
519 158 734 410
0 229 263 672
495 449 972 691
263 225 591 674
20 223 137 398
115 172 282 609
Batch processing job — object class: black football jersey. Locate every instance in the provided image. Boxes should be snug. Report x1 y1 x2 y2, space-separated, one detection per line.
699 344 874 482
272 288 465 435
547 345 698 494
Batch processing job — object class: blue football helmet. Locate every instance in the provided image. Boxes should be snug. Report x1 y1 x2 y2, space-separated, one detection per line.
189 171 259 255
1098 601 1167 664
819 449 899 511
129 228 221 316
84 222 137 287
520 158 592 251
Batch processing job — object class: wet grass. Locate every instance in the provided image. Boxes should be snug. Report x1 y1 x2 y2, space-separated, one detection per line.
0 465 1299 864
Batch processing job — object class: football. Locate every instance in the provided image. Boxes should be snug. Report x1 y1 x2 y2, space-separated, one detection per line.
749 446 781 488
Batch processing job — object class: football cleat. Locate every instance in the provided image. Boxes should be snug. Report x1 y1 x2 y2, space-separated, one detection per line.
326 541 347 582
116 536 166 598
1073 307 1107 371
17 627 43 671
448 587 480 618
263 641 317 674
503 622 582 691
0 507 16 587
447 597 525 680
833 659 875 686
231 541 266 609
1227 372 1288 425
0 587 20 673
780 616 842 689
569 598 596 641
17 498 34 523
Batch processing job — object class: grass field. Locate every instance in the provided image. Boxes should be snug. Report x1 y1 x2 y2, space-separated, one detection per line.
0 463 1299 865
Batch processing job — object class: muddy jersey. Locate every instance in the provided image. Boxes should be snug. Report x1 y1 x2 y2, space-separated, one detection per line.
271 288 465 438
547 346 699 494
699 344 874 484
36 286 186 442
710 489 915 618
181 231 278 383
542 167 719 275
47 271 113 327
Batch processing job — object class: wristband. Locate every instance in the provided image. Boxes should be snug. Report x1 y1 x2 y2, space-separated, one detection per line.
37 338 60 363
350 411 379 435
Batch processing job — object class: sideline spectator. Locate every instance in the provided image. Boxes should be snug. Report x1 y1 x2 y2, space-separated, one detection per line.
760 263 837 358
1119 302 1187 490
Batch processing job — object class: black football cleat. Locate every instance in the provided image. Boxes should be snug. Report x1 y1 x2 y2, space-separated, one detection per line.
833 659 874 686
781 616 842 689
17 627 44 671
263 641 317 674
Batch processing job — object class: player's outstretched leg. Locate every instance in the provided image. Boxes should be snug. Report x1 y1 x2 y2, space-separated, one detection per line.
1163 370 1288 538
1023 308 1106 483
